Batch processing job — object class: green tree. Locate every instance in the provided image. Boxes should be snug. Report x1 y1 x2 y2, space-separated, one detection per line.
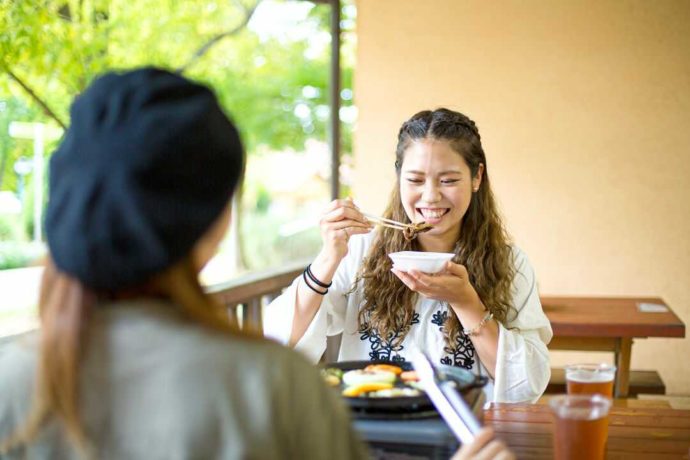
0 97 38 191
0 0 355 271
0 0 354 153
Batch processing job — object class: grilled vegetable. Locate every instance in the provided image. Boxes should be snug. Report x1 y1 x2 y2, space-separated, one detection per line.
369 387 422 397
321 368 344 387
364 364 403 375
342 369 397 386
400 370 419 382
342 382 394 397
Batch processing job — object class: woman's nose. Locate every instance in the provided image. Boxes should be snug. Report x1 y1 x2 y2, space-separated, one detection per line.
421 181 441 203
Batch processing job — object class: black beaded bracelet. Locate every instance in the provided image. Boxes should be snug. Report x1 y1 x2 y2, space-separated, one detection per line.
305 264 332 289
303 270 328 295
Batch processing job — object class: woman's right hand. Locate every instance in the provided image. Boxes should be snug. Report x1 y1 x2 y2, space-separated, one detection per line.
318 198 372 263
290 198 371 346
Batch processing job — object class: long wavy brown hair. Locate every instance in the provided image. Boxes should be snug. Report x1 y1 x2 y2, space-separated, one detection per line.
357 108 516 348
1 255 254 458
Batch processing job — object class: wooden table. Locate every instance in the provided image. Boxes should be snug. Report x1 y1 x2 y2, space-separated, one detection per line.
486 402 690 459
541 296 686 398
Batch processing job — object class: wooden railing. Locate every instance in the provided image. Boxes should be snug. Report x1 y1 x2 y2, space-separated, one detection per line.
206 259 308 332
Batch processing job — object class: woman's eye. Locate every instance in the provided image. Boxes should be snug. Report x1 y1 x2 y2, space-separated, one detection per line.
406 178 424 184
441 179 460 185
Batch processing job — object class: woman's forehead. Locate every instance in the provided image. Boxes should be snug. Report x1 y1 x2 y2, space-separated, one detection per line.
402 139 470 171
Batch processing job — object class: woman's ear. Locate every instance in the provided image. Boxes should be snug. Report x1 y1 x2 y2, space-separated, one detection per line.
472 163 485 192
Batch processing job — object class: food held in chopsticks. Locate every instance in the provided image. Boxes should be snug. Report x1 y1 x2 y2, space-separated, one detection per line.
362 213 433 241
402 222 433 241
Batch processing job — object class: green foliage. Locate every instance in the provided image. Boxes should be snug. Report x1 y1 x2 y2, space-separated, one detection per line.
0 0 355 153
254 184 271 213
0 0 356 272
0 241 45 270
0 0 111 124
0 213 25 241
0 97 38 191
20 173 39 240
240 211 321 271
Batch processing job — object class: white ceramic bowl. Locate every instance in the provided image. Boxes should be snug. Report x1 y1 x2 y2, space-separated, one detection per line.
388 251 454 274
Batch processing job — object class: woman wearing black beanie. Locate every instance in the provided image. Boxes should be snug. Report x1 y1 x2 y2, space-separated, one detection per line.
0 68 365 460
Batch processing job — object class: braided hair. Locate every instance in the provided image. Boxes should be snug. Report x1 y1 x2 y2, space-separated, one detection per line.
356 108 516 349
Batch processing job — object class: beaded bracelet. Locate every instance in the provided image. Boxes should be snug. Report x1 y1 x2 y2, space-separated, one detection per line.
302 270 328 295
305 264 332 289
463 311 494 337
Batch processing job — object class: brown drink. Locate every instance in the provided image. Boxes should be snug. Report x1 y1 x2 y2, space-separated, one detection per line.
550 394 611 460
565 363 616 398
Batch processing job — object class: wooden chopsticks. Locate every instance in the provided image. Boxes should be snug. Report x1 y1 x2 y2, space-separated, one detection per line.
362 213 417 231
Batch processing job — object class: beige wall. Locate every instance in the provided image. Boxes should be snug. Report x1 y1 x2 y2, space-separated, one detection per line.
353 0 690 394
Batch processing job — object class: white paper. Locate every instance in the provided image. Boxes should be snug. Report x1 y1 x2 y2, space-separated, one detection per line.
637 302 669 313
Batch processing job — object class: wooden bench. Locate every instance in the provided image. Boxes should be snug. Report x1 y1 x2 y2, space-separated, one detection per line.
545 368 666 397
206 260 308 333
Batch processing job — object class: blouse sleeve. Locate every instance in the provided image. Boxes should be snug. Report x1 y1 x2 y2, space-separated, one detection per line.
263 233 370 363
492 247 553 403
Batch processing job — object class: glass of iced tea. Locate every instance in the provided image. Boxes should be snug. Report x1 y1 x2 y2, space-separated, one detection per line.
550 394 612 460
565 363 616 398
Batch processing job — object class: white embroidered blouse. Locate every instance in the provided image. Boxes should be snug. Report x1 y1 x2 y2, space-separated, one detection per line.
264 232 552 403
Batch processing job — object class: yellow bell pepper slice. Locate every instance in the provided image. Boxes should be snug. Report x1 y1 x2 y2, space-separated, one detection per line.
342 382 394 397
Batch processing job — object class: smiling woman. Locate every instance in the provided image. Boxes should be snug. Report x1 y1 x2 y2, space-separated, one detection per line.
265 108 553 404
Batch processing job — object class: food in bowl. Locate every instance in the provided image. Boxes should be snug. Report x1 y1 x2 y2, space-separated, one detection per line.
388 251 455 274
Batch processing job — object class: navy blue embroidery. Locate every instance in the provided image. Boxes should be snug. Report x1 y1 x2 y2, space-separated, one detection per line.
431 309 447 327
432 305 476 370
359 313 420 362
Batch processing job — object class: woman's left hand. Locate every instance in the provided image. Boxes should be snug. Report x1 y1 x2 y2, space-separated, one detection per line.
392 260 478 308
395 260 499 378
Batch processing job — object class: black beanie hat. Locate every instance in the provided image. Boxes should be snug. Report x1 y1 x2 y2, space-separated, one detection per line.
46 67 244 290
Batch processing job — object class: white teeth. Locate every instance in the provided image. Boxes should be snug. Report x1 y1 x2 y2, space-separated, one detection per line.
420 209 446 218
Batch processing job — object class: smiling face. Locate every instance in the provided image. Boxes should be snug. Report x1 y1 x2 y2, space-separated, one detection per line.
399 138 483 252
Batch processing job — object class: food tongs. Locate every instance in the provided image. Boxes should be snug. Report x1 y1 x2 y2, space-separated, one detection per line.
412 352 482 444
